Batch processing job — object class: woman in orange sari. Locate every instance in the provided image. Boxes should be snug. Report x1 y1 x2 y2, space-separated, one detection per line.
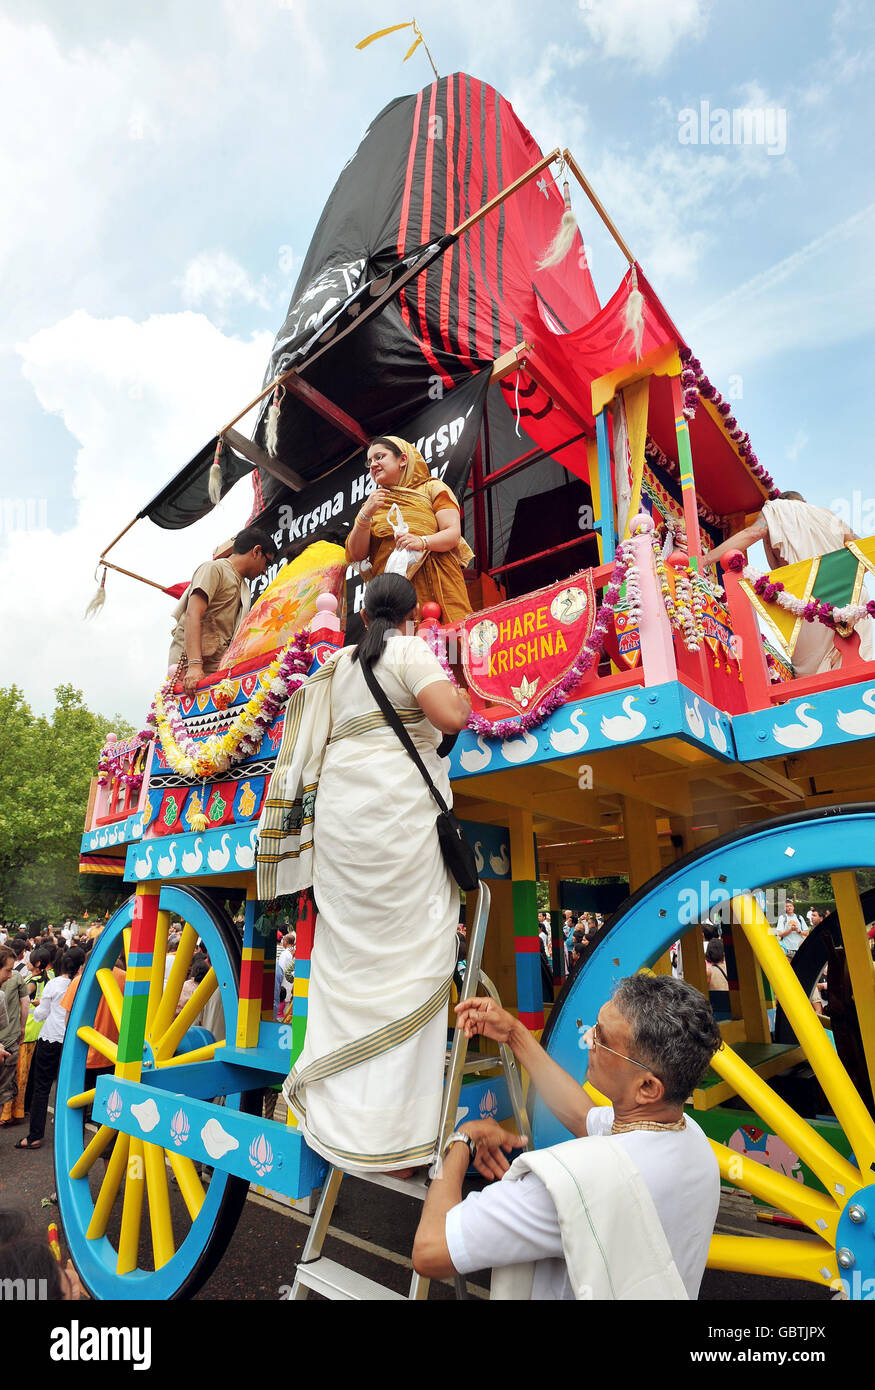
345 436 473 622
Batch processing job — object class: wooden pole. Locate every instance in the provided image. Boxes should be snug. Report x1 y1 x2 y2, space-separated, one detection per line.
99 515 140 563
101 560 178 595
562 149 636 266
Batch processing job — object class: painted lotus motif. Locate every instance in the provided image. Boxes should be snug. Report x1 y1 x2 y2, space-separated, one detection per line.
479 1088 498 1119
105 1088 123 1123
170 1109 190 1147
249 1132 274 1177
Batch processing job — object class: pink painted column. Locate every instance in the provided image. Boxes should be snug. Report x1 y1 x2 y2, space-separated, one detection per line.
628 513 678 688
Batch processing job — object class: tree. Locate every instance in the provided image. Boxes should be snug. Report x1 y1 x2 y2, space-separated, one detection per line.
0 685 133 921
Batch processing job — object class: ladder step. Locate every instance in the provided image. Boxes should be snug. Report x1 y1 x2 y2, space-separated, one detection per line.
347 1170 430 1201
294 1257 407 1301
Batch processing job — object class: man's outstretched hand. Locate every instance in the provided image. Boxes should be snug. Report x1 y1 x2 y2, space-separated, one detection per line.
459 1118 527 1182
455 996 518 1044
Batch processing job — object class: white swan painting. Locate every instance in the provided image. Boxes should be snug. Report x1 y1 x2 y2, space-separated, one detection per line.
500 730 538 764
156 841 177 877
234 827 259 870
474 842 485 873
134 846 154 880
684 697 705 739
459 735 493 774
207 832 232 872
599 695 647 742
181 837 204 874
707 717 729 754
771 703 822 750
549 710 589 754
489 844 510 876
836 688 875 737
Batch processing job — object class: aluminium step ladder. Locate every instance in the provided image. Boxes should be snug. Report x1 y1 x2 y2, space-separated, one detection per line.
287 880 532 1300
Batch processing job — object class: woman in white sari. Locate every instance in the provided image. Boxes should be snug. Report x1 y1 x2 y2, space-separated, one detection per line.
257 574 471 1174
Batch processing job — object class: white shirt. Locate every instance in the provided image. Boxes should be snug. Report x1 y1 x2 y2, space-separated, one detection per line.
33 974 72 1045
445 1107 719 1300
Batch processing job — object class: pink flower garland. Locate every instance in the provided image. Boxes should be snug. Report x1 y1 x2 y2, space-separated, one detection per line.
425 542 635 740
97 731 155 791
678 346 779 498
739 563 875 632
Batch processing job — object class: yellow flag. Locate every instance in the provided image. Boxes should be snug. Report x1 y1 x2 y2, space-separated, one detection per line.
403 34 423 61
356 21 413 50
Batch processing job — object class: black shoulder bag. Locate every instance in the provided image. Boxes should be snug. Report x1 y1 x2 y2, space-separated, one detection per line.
358 657 480 892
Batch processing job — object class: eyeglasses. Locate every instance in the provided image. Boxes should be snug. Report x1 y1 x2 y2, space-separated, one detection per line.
584 1022 661 1079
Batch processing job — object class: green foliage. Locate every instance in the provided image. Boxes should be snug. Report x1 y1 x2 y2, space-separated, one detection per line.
0 685 134 922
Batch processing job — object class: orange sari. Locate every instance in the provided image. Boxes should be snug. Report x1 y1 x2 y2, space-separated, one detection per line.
346 437 474 622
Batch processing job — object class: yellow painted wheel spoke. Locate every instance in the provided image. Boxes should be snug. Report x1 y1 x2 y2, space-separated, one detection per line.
66 1088 96 1111
143 1142 176 1270
156 1041 221 1068
711 1042 860 1198
154 969 217 1061
76 1026 118 1067
69 1124 117 1180
117 1137 146 1275
710 1140 840 1242
709 1234 839 1287
96 968 124 1032
122 926 132 965
831 871 875 1100
167 1152 206 1220
86 1133 130 1239
731 893 875 1175
150 924 198 1042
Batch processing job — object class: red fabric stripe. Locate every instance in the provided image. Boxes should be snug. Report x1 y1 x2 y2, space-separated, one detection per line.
396 87 424 331
467 77 489 360
437 74 457 358
483 91 513 352
416 82 438 337
455 73 472 364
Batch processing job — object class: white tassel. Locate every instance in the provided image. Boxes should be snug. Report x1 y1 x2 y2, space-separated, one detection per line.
84 567 107 619
265 384 284 458
617 265 646 360
537 179 578 270
208 438 223 506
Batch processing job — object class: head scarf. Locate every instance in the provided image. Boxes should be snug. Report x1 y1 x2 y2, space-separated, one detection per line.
360 436 474 570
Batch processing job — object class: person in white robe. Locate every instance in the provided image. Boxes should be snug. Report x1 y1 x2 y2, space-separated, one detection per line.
412 974 722 1299
257 573 471 1174
702 492 873 675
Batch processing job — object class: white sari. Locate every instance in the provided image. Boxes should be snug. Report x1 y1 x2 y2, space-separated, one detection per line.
258 635 458 1172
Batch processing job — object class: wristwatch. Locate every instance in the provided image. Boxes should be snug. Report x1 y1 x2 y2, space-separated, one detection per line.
443 1130 476 1164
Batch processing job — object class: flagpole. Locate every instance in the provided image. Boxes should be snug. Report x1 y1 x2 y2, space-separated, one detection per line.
412 20 440 80
562 148 636 266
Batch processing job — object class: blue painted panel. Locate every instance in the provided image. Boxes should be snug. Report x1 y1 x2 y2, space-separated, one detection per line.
125 822 259 882
139 1059 275 1098
448 680 737 781
458 821 510 879
81 811 145 855
93 1074 328 1200
733 679 875 762
457 1073 511 1125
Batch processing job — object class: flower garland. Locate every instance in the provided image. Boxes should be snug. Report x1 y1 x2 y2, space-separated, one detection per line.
98 730 155 793
734 558 875 632
425 541 636 739
678 347 779 498
650 537 706 652
149 633 311 780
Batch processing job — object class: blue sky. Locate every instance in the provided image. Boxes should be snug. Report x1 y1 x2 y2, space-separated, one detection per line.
1 0 873 719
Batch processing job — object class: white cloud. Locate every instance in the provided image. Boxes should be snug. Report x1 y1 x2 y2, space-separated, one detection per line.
6 311 273 720
578 0 710 72
178 251 273 314
684 201 875 372
785 429 809 462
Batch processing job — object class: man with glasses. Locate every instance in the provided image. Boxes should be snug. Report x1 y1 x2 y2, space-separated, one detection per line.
413 974 722 1299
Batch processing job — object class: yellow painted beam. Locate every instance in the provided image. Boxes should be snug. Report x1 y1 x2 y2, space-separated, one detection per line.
729 926 771 1044
708 1234 838 1287
143 1142 175 1270
117 1137 146 1275
85 1133 130 1239
710 1140 839 1241
150 923 198 1043
693 1046 805 1109
69 1123 117 1180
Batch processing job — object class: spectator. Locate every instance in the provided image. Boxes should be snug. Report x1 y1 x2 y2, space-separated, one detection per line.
776 900 807 958
0 947 30 1127
705 939 729 992
0 1204 85 1299
15 950 79 1150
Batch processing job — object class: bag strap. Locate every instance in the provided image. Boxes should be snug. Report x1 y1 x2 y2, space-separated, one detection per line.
357 655 450 816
